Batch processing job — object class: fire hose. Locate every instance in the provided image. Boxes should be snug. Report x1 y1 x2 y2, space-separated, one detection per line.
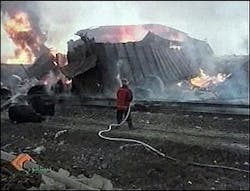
98 104 250 174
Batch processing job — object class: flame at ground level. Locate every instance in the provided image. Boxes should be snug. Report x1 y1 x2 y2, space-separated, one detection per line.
189 68 231 89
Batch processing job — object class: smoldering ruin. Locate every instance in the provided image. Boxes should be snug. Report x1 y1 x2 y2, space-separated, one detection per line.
1 3 249 190
1 24 249 104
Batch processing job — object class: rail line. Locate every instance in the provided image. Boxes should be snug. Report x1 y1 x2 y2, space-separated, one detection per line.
1 94 249 116
60 96 249 116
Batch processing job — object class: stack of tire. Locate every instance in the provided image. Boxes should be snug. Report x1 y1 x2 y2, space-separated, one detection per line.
1 87 12 101
27 85 56 116
8 84 56 124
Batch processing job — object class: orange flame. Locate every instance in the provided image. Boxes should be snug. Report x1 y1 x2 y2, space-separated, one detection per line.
6 48 33 64
81 25 187 43
3 11 41 64
190 68 231 89
114 25 186 43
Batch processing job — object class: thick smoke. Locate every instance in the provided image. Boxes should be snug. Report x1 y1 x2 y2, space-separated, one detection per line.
42 1 249 56
1 1 249 57
1 1 248 103
134 1 249 56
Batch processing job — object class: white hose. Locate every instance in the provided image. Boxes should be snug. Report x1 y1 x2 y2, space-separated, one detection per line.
98 104 249 173
98 105 169 158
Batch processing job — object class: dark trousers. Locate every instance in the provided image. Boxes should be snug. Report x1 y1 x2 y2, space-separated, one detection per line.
116 109 133 129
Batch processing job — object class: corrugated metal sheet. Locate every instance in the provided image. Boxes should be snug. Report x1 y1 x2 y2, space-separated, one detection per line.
1 31 214 98
89 32 209 93
61 55 97 78
68 31 216 96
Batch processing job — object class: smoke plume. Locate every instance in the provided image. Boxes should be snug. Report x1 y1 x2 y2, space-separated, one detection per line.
1 1 249 60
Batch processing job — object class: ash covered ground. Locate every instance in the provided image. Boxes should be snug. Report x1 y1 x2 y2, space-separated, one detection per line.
1 103 249 190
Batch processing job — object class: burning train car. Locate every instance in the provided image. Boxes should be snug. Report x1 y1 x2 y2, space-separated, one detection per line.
1 21 248 104
63 24 214 99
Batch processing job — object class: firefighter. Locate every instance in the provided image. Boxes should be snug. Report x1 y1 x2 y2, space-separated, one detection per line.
116 79 134 129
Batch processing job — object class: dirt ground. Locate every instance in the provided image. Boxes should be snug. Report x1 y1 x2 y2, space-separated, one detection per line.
1 103 249 190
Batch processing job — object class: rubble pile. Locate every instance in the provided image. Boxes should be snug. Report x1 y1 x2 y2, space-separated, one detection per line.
1 110 249 190
1 165 113 190
67 28 213 98
28 169 113 190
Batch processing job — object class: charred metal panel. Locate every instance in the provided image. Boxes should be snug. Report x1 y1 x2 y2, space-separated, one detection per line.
134 45 152 76
68 32 214 97
133 43 147 79
141 46 155 76
113 43 136 83
61 55 97 78
124 42 144 83
150 48 167 82
153 48 171 82
158 48 177 81
142 45 160 79
163 48 180 81
114 43 127 58
166 49 185 80
104 44 118 70
174 51 193 76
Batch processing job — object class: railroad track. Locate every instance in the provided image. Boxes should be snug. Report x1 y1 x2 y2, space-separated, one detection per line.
2 94 249 116
58 96 249 116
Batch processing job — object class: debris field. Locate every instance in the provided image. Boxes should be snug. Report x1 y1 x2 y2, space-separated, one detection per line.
1 103 249 190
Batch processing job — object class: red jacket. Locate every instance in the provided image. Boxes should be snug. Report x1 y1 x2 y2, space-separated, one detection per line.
116 85 133 111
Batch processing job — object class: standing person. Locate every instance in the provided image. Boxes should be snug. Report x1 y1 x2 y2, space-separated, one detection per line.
116 79 134 129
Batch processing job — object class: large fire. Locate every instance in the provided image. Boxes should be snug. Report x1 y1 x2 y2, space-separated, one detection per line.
190 68 231 89
3 11 43 64
77 24 187 43
118 25 146 42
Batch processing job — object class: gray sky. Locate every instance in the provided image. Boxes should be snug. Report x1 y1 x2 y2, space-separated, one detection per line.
1 1 249 59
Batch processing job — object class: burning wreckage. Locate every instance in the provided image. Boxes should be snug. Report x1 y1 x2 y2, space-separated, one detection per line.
63 24 248 103
1 24 249 123
1 17 250 190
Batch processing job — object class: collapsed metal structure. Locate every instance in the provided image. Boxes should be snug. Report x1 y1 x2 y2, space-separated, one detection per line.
65 27 214 98
1 24 248 102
